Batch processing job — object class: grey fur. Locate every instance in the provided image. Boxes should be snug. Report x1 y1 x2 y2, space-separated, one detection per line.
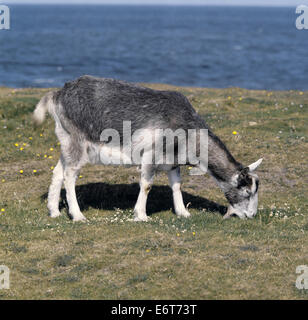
55 76 205 141
34 75 262 220
55 75 241 176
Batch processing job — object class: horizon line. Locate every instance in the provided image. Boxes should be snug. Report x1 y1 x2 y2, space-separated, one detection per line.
3 3 299 7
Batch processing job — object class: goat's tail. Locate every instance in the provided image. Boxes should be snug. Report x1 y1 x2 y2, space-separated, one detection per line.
33 91 57 126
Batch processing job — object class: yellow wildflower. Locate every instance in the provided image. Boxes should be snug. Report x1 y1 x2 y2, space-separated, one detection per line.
50 148 54 151
232 131 238 135
14 143 19 147
19 170 23 174
29 137 33 140
1 208 5 212
33 170 37 173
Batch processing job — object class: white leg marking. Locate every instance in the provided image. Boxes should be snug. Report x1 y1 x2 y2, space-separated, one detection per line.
63 166 87 222
168 167 191 218
134 165 154 222
47 159 64 218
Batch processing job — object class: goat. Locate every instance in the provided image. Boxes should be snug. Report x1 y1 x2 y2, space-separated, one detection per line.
33 75 262 222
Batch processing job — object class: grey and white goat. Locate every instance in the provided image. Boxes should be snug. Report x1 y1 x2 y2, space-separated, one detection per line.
33 75 262 222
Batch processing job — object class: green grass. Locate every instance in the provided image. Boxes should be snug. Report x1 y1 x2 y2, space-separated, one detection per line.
0 85 307 299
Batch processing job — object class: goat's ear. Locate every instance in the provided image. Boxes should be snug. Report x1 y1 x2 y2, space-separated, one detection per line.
248 158 263 172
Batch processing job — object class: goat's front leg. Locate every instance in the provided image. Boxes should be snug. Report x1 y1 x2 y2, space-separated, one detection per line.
63 166 87 222
168 167 190 218
134 165 154 222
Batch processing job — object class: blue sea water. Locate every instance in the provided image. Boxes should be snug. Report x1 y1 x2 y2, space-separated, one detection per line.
0 5 307 90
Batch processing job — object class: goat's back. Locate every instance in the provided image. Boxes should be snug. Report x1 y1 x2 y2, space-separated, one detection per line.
54 75 207 142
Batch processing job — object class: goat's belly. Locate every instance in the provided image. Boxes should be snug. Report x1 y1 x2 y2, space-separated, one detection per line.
86 143 177 171
87 143 134 166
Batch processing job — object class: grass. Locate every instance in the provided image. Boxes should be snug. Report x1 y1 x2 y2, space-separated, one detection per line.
0 85 307 300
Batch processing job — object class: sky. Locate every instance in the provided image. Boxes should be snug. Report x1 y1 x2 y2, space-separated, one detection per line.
0 0 306 7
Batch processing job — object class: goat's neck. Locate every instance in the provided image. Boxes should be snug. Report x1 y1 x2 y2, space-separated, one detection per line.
200 130 242 190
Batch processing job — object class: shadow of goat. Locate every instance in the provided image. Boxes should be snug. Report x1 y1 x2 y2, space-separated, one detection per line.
42 182 227 217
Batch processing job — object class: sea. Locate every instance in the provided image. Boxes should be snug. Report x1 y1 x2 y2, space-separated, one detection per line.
0 4 307 90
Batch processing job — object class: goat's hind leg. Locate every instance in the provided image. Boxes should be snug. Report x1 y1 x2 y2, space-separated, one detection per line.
52 114 87 221
60 135 87 222
63 164 87 222
47 158 64 218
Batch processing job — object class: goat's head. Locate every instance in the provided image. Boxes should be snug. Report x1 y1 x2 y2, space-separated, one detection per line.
224 158 263 219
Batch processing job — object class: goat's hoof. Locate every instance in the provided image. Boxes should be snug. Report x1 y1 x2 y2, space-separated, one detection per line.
134 216 149 222
176 210 191 218
71 214 88 222
49 210 61 218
